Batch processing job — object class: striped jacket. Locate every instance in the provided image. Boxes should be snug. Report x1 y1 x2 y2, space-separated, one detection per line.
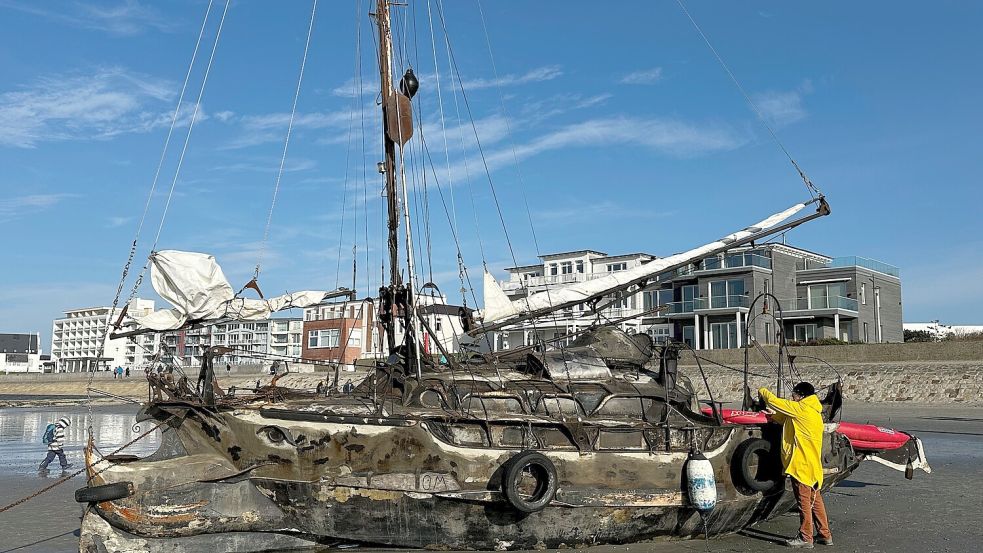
48 423 67 451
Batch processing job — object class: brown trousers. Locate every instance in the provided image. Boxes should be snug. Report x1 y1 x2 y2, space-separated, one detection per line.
792 478 832 543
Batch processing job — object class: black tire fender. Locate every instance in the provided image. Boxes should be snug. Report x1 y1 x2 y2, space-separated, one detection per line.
75 481 134 503
501 450 558 513
732 438 783 494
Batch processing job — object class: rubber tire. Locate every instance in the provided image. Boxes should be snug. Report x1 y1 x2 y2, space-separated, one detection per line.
502 451 558 513
75 481 134 503
732 438 782 494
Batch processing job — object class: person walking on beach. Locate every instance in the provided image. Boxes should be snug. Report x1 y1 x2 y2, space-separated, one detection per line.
39 417 73 472
759 382 833 548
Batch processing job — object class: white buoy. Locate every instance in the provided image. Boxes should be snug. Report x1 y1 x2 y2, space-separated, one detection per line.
686 450 717 512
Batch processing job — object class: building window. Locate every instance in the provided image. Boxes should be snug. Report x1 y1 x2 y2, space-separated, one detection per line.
575 260 584 273
860 283 867 305
764 322 772 344
606 262 627 272
863 322 869 343
681 285 699 312
794 324 817 342
434 317 443 332
308 329 340 348
710 279 746 308
808 282 847 309
549 263 558 276
560 261 573 275
682 325 695 348
711 322 739 349
347 328 362 347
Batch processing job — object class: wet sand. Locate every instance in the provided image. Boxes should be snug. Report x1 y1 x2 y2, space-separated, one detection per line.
0 403 980 553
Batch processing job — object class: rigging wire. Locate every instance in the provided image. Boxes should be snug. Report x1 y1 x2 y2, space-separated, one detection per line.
674 0 821 199
149 0 232 253
474 0 576 372
255 0 319 281
432 0 517 267
88 0 227 443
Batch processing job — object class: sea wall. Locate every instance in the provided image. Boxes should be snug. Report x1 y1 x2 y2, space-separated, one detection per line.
2 343 980 405
675 342 982 405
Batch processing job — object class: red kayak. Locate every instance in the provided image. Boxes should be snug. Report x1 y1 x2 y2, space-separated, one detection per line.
701 408 912 452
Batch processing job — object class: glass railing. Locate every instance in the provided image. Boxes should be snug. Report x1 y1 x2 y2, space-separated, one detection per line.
662 298 707 314
700 252 772 271
780 296 859 311
796 256 900 278
830 256 900 277
707 294 750 309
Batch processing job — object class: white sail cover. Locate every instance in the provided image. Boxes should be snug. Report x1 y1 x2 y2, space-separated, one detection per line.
131 250 336 331
482 202 809 323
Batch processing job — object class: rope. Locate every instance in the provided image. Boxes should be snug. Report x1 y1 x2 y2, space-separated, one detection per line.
674 0 821 199
255 0 318 280
433 0 518 267
86 0 221 443
474 0 574 373
0 420 168 515
151 0 231 250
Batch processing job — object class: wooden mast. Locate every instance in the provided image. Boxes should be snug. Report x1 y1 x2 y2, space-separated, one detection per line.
375 0 400 353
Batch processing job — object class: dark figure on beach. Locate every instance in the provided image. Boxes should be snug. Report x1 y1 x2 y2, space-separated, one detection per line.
226 363 232 374
125 367 130 378
39 417 72 471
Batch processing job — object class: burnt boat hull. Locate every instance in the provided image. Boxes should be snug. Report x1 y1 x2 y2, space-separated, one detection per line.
79 402 859 552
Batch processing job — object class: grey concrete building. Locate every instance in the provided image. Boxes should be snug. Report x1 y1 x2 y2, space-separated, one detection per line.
496 244 902 350
639 244 903 349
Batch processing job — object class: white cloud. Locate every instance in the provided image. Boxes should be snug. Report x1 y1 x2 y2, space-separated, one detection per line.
0 194 76 222
213 110 235 123
620 67 663 85
753 81 813 126
107 216 134 228
0 67 175 148
222 108 368 149
436 116 742 185
458 65 563 91
0 0 175 36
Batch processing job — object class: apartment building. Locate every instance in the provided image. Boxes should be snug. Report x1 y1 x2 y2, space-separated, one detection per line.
162 318 304 368
51 299 158 372
497 251 655 350
301 294 470 365
0 333 41 373
495 245 902 350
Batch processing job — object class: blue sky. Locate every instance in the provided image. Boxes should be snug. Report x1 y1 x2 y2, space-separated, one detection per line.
1 1 981 349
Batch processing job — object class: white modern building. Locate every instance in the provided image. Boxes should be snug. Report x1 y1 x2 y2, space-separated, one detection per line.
1 333 42 373
494 244 903 351
496 250 657 350
163 318 305 368
51 299 159 372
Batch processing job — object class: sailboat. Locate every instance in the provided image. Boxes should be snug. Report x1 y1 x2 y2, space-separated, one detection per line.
77 2 930 552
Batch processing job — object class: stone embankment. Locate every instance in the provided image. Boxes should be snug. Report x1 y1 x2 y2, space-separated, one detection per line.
1 342 980 406
0 367 365 407
677 341 982 405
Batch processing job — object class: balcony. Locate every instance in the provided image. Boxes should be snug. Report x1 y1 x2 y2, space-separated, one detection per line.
796 256 900 278
500 272 610 292
698 252 771 272
706 294 751 309
779 296 859 312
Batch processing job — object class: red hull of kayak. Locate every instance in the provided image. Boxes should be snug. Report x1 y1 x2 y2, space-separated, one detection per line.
701 408 911 452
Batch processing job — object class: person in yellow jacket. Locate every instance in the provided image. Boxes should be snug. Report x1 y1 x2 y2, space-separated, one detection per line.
759 382 833 549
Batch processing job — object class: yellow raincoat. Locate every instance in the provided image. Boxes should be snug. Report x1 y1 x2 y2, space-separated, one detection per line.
758 388 825 488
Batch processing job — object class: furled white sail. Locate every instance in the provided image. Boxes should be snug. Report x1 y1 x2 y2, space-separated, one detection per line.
482 202 809 324
130 250 339 331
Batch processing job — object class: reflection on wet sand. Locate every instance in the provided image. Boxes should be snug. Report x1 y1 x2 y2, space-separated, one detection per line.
0 406 160 476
